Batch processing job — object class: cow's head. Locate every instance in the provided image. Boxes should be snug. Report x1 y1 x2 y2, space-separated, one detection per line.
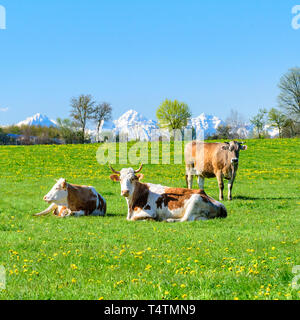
43 178 68 204
221 141 248 166
109 164 144 198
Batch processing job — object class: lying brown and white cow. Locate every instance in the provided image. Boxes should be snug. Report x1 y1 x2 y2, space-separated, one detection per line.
185 141 248 201
34 178 106 218
109 165 227 222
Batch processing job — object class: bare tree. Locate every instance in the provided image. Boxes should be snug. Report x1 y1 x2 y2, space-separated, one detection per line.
278 67 300 123
91 102 112 142
70 94 95 143
226 109 246 138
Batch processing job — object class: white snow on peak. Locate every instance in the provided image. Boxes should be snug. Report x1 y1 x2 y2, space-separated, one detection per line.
15 110 280 141
98 110 225 141
187 113 224 138
17 113 57 127
112 110 158 141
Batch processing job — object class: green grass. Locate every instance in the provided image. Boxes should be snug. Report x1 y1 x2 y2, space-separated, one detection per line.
0 139 299 300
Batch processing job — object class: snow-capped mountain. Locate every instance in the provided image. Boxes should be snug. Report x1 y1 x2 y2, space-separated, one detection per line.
113 109 159 141
16 110 279 141
187 113 224 138
17 113 57 127
96 110 224 141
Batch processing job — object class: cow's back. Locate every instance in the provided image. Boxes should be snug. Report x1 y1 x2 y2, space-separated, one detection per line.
67 184 106 215
185 142 224 177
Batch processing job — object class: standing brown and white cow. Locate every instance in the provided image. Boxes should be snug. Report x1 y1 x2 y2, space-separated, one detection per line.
185 141 248 201
109 165 227 222
34 178 106 218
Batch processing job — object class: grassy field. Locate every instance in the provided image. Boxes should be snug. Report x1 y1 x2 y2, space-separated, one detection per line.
0 139 299 300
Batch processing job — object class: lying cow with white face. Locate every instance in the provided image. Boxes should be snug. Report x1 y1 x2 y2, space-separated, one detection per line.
109 165 227 222
34 178 106 218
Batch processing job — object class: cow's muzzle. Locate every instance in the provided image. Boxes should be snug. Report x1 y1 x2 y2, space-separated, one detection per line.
231 158 239 164
43 196 51 203
121 190 130 198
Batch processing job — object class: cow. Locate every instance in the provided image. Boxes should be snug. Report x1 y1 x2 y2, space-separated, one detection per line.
185 141 248 201
34 178 106 218
109 164 227 222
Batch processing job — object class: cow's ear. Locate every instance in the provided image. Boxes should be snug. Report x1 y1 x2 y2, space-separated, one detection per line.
110 175 120 182
222 145 229 150
136 174 144 181
62 179 67 189
241 145 248 150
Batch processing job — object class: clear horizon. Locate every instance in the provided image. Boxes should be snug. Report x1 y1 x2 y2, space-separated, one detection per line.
0 0 300 126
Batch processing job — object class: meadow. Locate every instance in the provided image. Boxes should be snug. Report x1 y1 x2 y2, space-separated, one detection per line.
0 139 299 300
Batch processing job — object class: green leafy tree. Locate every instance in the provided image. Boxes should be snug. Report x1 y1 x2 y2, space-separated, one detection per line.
56 118 81 144
278 67 300 123
70 94 95 143
268 108 286 138
250 108 268 138
156 99 192 131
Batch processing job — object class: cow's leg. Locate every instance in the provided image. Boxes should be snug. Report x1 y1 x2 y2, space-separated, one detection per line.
228 180 234 201
131 211 155 222
216 172 224 201
179 196 204 222
228 174 236 201
186 165 194 189
34 203 57 216
186 174 194 189
166 218 182 223
195 216 209 221
73 210 86 218
197 176 205 190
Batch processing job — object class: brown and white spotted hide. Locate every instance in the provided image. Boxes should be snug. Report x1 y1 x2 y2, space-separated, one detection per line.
110 167 227 222
34 178 106 218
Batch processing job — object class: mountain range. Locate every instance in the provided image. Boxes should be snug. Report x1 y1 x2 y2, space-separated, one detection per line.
12 110 279 140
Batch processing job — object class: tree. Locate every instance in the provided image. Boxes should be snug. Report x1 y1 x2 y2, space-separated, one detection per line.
268 108 286 138
225 109 246 139
281 117 300 138
70 94 95 143
278 67 300 123
250 108 268 138
91 102 112 142
216 125 232 139
156 99 192 132
56 118 82 144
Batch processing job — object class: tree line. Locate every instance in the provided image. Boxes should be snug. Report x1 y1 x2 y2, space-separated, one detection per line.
0 96 112 145
156 67 300 139
1 67 299 145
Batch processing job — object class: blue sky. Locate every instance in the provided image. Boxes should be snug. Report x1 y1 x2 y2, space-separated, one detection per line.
0 0 299 125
